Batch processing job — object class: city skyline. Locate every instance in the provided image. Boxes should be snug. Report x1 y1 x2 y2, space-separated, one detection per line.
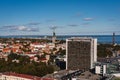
0 0 120 35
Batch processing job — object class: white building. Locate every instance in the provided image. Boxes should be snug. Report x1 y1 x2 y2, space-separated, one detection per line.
66 37 97 70
95 64 107 75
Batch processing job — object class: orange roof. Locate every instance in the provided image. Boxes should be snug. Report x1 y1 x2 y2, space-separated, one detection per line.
11 48 19 53
32 42 40 45
2 48 11 53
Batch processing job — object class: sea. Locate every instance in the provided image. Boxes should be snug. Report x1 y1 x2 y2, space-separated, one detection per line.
0 35 120 44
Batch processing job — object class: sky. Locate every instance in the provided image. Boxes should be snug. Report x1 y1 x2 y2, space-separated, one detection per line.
0 0 120 35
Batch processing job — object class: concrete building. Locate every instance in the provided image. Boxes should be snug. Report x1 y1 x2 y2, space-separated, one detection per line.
95 63 107 75
72 71 101 80
43 70 83 80
66 37 97 70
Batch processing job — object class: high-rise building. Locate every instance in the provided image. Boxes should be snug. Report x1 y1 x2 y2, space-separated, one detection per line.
66 37 97 70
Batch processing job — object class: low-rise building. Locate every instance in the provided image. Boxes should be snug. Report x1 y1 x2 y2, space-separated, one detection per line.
73 71 101 80
95 63 107 76
0 72 53 80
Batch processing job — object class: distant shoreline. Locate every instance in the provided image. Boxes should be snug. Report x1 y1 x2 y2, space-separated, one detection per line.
0 35 120 44
0 34 120 36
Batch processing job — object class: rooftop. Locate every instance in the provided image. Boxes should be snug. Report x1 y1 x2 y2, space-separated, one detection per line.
67 37 97 41
2 72 53 80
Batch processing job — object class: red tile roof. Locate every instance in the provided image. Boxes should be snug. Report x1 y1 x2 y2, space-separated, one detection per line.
40 58 47 61
3 72 53 80
2 48 11 53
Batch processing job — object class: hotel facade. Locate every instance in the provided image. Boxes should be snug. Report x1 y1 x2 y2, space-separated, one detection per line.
66 37 97 70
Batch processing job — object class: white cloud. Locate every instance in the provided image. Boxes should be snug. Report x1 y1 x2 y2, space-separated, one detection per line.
74 13 81 17
49 25 57 30
16 26 39 32
72 12 81 18
1 24 39 32
83 18 93 21
68 24 79 27
27 22 41 26
81 22 90 26
46 19 56 22
17 26 27 31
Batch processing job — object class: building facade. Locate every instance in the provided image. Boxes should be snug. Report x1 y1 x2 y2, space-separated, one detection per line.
66 37 97 70
95 63 107 75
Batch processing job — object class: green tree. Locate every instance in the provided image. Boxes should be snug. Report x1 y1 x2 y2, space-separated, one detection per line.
97 44 113 57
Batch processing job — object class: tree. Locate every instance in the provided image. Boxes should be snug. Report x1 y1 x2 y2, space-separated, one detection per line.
19 56 30 64
97 44 112 57
113 45 120 51
8 53 20 61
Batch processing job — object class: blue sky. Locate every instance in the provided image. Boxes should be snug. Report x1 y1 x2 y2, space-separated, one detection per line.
0 0 120 35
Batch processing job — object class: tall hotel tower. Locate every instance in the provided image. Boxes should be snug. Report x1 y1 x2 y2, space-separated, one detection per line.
66 37 97 70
